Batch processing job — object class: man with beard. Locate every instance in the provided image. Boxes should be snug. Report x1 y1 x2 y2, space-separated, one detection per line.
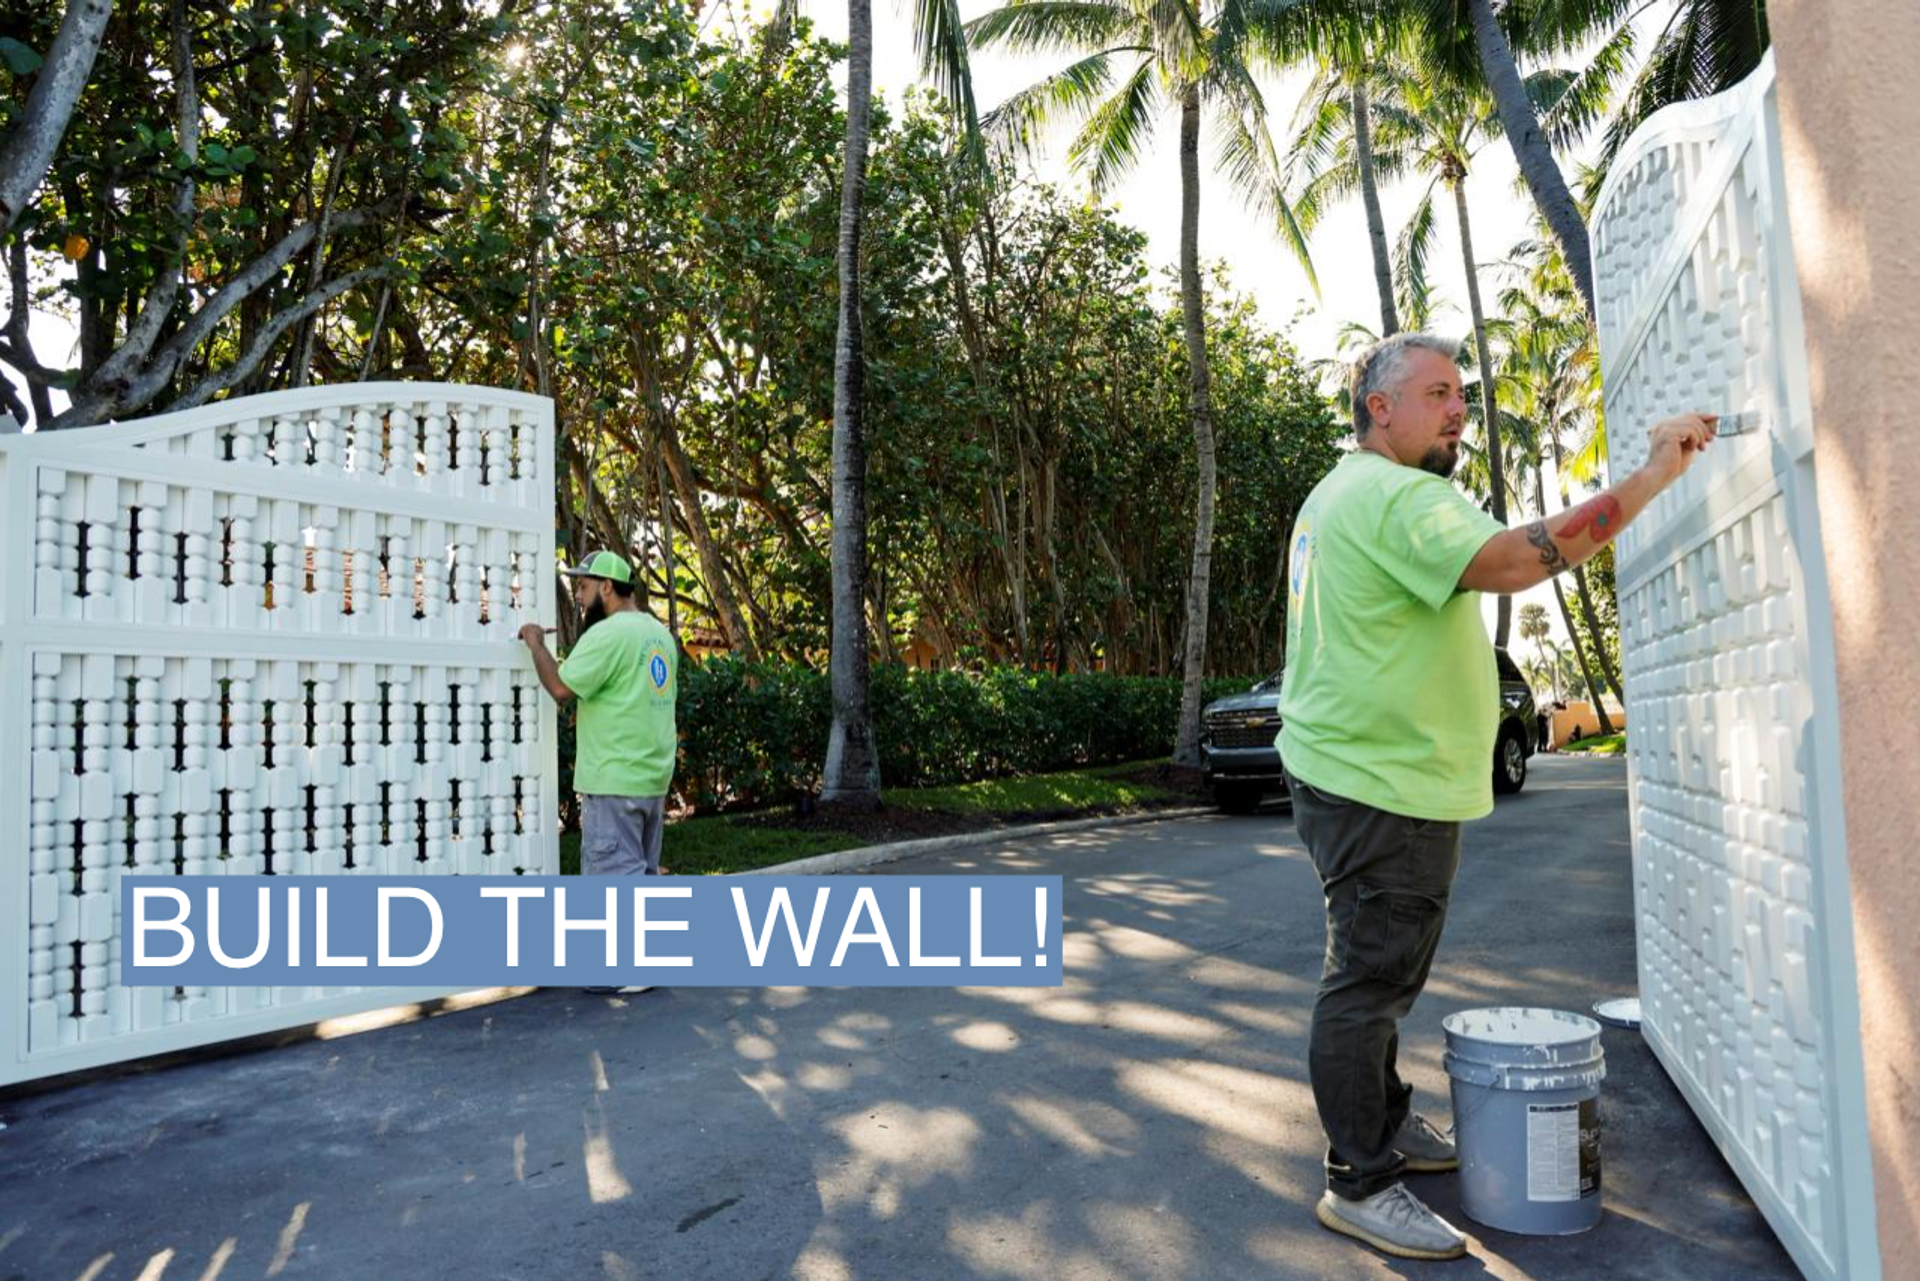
1279 332 1715 1261
520 552 679 885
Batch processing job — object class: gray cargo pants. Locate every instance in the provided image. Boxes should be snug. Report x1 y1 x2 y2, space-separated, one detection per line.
579 794 667 876
1286 769 1463 1201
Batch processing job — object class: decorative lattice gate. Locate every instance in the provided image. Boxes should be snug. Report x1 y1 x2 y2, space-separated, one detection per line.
0 383 558 1087
1594 53 1880 1280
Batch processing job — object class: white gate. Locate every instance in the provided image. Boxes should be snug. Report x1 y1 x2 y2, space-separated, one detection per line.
1593 54 1880 1280
0 383 559 1087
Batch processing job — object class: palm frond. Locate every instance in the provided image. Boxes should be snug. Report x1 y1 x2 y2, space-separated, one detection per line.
1394 182 1440 331
1527 18 1635 149
1597 0 1771 173
981 49 1127 153
1211 80 1320 295
965 0 1139 56
914 0 984 160
1067 56 1162 193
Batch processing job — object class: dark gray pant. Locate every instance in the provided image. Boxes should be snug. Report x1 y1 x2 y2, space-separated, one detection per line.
1287 770 1462 1201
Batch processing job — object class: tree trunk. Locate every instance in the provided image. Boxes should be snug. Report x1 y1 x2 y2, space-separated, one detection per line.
655 410 760 660
1452 173 1510 647
1172 85 1218 770
1351 79 1399 337
1533 469 1614 735
1570 561 1625 706
821 0 880 806
1467 0 1597 319
1549 428 1626 706
656 448 679 641
0 0 114 237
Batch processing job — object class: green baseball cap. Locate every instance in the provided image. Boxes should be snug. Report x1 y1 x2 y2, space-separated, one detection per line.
560 550 633 584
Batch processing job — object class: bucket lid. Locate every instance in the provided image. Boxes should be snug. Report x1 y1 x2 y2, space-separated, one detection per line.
1442 1007 1603 1069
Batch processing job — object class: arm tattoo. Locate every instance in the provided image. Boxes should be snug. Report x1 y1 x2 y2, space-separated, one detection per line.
1525 520 1571 576
1559 494 1624 544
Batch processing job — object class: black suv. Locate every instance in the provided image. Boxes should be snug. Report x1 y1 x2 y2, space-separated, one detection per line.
1200 647 1539 812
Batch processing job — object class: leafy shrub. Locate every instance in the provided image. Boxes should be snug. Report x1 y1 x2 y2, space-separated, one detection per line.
557 656 1252 821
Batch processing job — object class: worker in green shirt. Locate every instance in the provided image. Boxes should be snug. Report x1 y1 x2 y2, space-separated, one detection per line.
1280 333 1715 1261
520 551 679 879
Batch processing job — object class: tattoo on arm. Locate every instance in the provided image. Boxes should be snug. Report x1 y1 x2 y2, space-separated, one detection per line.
1525 521 1571 576
1558 494 1624 544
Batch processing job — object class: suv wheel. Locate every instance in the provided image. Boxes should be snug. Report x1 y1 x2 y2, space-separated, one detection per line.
1214 781 1265 814
1493 727 1528 795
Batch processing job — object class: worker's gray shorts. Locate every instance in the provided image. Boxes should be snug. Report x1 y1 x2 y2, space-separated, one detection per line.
579 795 667 876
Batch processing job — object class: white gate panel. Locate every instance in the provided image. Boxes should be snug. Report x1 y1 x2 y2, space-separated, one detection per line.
0 384 559 1087
1594 54 1878 1280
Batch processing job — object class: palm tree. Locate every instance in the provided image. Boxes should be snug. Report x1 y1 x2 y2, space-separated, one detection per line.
1279 15 1416 336
1516 602 1559 701
1489 240 1621 733
774 0 980 805
1419 0 1769 320
967 0 1315 768
1293 41 1613 648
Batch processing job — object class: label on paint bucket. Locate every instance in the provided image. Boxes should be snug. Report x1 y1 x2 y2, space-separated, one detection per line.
1526 1100 1600 1201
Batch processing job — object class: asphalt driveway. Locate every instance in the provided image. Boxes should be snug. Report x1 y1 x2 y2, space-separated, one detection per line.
0 755 1797 1280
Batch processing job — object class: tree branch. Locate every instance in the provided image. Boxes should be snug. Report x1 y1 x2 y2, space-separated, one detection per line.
0 0 115 237
51 199 399 425
89 0 200 391
165 264 390 411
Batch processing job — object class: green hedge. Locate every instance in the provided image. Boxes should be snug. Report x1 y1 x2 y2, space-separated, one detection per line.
557 657 1254 819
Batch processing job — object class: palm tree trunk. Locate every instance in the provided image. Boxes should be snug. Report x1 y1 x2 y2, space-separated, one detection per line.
1452 174 1510 646
1570 562 1625 706
1351 80 1399 337
1548 428 1626 707
1172 85 1218 770
1467 0 1597 319
1533 468 1614 734
821 0 880 805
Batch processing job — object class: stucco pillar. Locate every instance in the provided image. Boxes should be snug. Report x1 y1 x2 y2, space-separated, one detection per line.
1770 5 1920 1269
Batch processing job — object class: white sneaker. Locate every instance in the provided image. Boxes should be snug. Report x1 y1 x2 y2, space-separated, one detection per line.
1395 1111 1459 1172
1316 1184 1468 1261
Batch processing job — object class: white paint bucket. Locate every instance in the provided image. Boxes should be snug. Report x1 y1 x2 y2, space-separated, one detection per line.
1442 1007 1607 1235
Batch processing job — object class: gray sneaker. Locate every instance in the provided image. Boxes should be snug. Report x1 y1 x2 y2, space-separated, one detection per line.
1395 1111 1459 1172
1316 1184 1468 1261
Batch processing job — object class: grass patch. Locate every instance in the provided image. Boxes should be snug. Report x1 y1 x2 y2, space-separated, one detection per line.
556 760 1183 875
560 819 862 877
1562 732 1626 755
884 761 1180 815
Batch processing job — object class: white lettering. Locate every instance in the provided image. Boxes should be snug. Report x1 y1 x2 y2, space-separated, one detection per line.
378 888 444 966
207 887 271 967
908 887 958 966
555 886 618 967
480 887 545 967
831 887 899 967
316 887 368 967
969 886 1020 967
632 887 693 967
733 887 832 967
132 888 194 967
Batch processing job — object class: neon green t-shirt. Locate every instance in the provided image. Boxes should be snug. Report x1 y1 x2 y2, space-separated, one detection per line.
1277 450 1507 821
559 611 678 798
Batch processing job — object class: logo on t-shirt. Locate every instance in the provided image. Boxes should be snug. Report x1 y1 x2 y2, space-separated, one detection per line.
1289 524 1315 612
648 652 670 693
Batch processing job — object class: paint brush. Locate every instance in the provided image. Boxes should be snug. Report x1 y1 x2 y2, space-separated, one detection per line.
1714 410 1764 436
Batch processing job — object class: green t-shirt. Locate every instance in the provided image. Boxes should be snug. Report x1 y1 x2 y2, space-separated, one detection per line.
1277 450 1507 821
559 610 678 798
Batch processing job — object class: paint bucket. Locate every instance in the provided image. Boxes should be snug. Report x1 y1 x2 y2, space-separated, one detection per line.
1442 1007 1606 1235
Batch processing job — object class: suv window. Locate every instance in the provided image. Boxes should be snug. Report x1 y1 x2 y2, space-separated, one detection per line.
1495 650 1525 683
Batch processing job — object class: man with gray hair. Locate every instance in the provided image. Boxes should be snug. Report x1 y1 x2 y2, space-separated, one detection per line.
1278 331 1715 1260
